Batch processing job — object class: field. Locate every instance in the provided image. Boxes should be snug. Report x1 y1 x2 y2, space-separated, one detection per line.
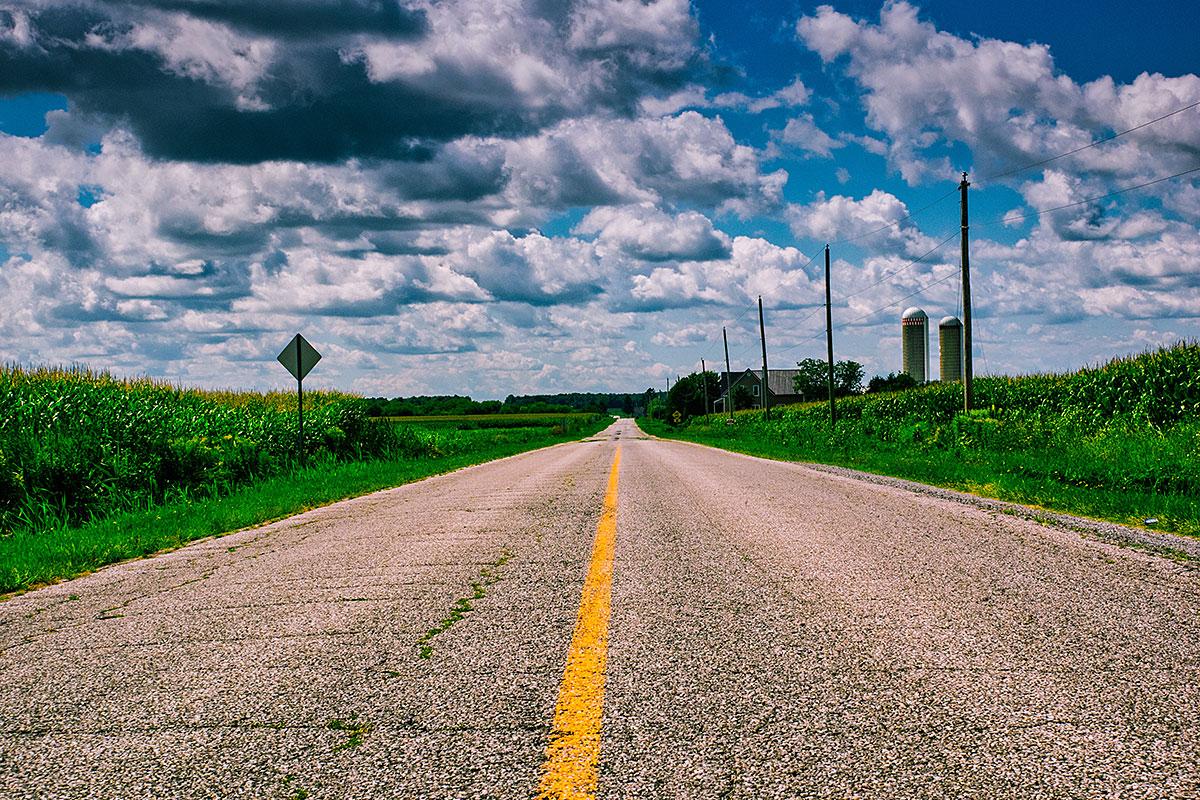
387 412 600 428
645 342 1200 538
0 366 608 594
0 365 393 536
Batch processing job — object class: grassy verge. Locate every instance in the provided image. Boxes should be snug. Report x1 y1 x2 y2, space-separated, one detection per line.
640 414 1200 539
0 419 609 596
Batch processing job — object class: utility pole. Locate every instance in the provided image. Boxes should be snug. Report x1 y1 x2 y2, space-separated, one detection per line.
701 358 710 416
960 172 974 412
723 326 734 419
758 296 770 420
824 244 836 426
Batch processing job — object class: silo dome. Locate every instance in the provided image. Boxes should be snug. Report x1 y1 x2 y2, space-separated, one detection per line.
902 307 928 321
939 316 962 328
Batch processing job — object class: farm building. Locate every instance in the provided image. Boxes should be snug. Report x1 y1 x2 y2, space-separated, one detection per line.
712 368 806 412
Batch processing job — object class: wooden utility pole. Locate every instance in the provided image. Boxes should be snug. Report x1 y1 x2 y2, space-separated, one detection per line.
824 244 836 426
960 173 974 412
723 326 734 419
758 296 770 420
701 358 710 416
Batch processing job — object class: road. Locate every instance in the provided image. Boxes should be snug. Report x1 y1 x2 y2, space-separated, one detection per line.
1 418 1198 799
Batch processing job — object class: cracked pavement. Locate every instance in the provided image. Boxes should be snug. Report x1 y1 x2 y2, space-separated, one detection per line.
1 418 1198 798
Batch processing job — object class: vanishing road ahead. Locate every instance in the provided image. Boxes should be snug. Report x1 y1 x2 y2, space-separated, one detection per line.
2 419 1198 798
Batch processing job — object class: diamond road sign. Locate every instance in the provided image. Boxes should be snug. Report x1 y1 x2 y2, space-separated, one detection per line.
277 333 321 381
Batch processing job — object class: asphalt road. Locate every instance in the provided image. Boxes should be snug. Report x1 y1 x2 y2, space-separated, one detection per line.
2 418 1198 799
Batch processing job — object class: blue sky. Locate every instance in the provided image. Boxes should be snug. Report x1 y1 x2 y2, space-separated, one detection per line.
0 1 1197 396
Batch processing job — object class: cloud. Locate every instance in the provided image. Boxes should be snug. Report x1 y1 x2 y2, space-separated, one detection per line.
0 0 703 163
502 111 787 216
627 236 819 311
796 2 1200 184
651 324 711 347
775 112 842 158
122 0 429 40
786 189 939 256
1 1 1194 394
574 203 731 261
642 75 811 115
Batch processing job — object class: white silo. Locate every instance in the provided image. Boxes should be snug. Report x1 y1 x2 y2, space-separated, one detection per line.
939 316 963 382
901 307 928 383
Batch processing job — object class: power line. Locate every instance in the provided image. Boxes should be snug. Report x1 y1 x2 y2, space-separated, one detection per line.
671 107 1198 388
977 165 1200 227
840 230 959 301
979 100 1200 183
682 218 956 375
772 329 826 360
840 269 960 330
679 245 825 376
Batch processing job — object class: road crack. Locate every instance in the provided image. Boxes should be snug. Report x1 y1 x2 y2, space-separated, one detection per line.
416 547 513 659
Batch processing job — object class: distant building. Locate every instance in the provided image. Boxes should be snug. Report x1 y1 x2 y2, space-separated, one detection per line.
713 368 806 412
901 307 929 383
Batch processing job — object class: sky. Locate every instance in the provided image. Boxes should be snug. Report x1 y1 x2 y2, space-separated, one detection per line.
0 0 1197 398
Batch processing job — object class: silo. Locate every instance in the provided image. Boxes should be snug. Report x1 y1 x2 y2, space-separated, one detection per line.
901 307 928 383
939 316 963 382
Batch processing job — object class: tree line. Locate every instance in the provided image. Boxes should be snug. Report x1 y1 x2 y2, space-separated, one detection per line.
649 359 921 423
362 391 647 417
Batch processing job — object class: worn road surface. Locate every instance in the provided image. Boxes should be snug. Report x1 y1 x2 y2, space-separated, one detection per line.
2 419 1198 799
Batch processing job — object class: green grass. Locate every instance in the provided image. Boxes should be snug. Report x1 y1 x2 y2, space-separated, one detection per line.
643 343 1200 538
326 713 372 751
0 420 608 596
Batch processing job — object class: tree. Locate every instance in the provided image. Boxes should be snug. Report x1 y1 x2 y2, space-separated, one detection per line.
665 371 719 423
646 394 668 420
867 372 919 393
833 360 865 396
793 358 864 399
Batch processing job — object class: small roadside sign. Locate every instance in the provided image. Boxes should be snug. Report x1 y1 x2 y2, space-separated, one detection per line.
277 333 322 468
277 334 321 381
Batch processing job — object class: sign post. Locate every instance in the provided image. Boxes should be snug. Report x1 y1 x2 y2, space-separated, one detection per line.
277 334 322 468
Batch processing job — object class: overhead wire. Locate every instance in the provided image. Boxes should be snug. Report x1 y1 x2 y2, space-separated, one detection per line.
977 165 1200 227
978 99 1200 183
772 228 959 359
840 230 959 301
684 245 826 376
676 101 1200 382
840 269 960 329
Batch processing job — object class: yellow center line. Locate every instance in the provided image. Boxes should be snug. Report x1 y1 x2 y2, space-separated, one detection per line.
537 446 621 800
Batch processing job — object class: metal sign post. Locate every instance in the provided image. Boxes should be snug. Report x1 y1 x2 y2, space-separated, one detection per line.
277 333 322 468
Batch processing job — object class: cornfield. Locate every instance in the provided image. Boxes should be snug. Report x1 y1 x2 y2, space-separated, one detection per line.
0 365 398 533
694 342 1200 506
781 341 1200 429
